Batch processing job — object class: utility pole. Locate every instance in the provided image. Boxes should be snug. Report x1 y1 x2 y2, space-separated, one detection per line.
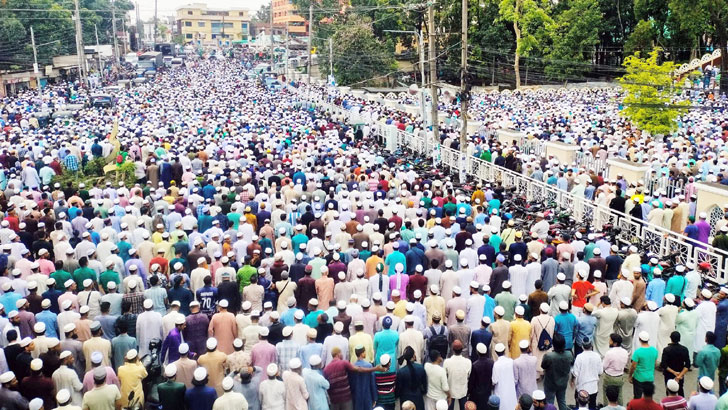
284 24 289 77
222 13 225 47
30 27 38 76
111 0 119 66
135 0 142 51
307 4 313 85
153 0 158 48
459 0 468 152
427 3 439 151
328 37 333 79
417 30 426 131
73 0 86 87
269 0 274 68
94 24 102 74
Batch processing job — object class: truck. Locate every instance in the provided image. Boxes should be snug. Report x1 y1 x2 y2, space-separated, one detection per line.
137 51 163 74
154 43 176 56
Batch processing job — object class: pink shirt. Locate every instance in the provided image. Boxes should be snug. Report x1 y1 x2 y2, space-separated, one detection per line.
602 346 629 377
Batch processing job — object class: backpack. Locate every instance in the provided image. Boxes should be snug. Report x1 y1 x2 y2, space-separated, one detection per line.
428 325 449 356
537 317 553 351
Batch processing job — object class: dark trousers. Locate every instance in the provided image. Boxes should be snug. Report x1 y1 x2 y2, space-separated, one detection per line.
545 385 568 410
633 380 652 399
449 398 466 410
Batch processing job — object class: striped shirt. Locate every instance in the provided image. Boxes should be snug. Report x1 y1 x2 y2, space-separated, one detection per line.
375 371 396 405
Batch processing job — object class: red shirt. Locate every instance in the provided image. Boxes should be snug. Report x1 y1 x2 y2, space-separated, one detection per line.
323 358 355 402
627 398 662 410
571 280 595 308
660 396 688 410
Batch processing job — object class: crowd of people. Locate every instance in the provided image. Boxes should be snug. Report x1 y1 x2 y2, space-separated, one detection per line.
0 52 727 410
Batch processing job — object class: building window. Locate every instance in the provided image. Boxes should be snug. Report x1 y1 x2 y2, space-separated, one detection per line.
185 33 192 39
184 21 192 27
198 22 205 27
242 22 248 31
239 12 244 16
187 11 192 15
223 22 233 28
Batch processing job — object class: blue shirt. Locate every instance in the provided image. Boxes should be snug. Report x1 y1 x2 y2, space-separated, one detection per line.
554 312 578 349
298 342 324 368
645 278 666 308
281 308 301 327
185 385 217 410
575 314 597 346
35 310 59 338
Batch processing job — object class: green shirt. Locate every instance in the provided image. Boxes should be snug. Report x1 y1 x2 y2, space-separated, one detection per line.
237 265 257 291
695 344 721 379
99 270 121 293
157 381 186 409
494 292 518 321
50 270 73 291
717 392 728 410
72 266 97 289
631 346 658 382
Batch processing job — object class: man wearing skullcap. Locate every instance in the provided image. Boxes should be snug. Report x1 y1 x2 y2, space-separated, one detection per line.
198 338 227 396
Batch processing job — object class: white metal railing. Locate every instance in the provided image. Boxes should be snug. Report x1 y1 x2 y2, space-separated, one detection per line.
294 89 728 283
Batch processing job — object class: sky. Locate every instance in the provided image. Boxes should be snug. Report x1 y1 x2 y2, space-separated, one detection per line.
135 0 269 21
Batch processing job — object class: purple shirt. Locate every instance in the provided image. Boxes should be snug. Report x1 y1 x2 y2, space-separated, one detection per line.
184 312 210 357
696 220 711 246
160 327 183 364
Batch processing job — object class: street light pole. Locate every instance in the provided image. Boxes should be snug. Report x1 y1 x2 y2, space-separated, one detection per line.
111 0 119 66
459 0 468 152
427 2 439 152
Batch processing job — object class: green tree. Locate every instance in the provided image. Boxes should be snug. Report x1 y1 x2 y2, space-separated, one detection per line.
319 17 397 86
497 0 554 88
253 4 270 23
618 48 688 135
545 0 601 82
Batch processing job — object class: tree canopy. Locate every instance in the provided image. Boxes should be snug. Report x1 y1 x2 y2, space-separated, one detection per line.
618 48 689 135
0 0 134 70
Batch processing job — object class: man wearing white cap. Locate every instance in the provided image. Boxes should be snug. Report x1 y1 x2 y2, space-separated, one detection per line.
687 376 719 410
629 331 658 399
212 376 249 410
322 322 349 366
302 354 329 410
209 299 237 355
282 357 309 410
492 342 517 410
657 294 680 359
118 349 147 408
171 344 197 388
198 337 227 395
52 350 84 405
185 367 218 409
547 274 571 316
81 366 121 410
136 298 163 357
259 364 285 410
695 289 717 353
82 321 111 372
398 316 425 363
157 364 186 410
160 315 186 366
